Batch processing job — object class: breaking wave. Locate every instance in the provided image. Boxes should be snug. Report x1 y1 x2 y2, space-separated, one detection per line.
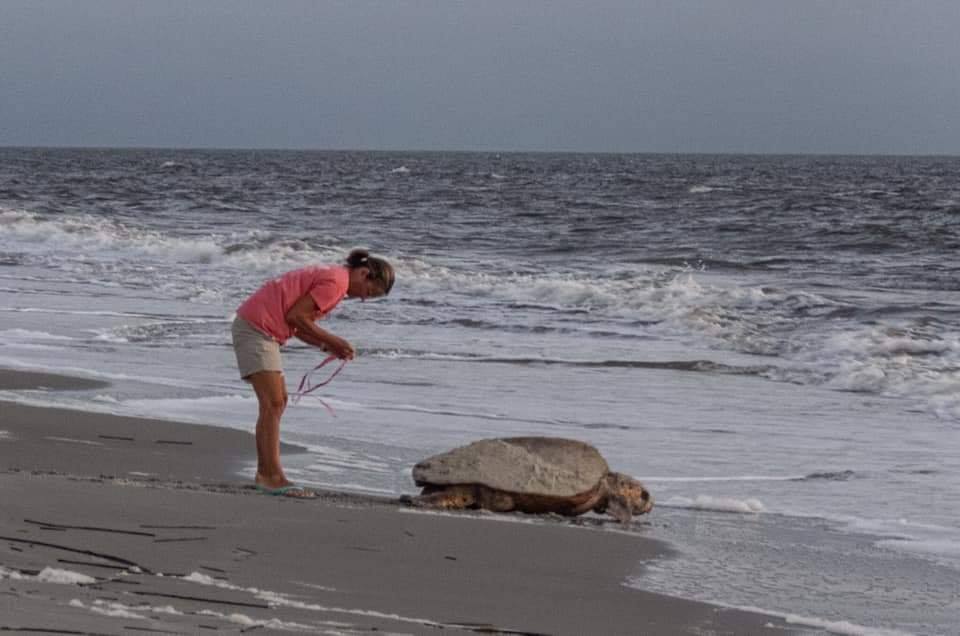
659 495 767 514
3 206 959 419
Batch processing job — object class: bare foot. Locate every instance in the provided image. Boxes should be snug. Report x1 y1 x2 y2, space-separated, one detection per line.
255 474 316 499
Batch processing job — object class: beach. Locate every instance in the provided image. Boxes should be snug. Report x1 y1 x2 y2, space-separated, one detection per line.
0 368 799 635
3 0 960 627
2 149 958 634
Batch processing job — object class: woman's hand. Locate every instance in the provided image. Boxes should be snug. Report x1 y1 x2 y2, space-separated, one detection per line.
286 293 355 359
323 335 355 360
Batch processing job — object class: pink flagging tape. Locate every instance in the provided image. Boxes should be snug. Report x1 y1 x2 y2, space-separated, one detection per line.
291 355 348 416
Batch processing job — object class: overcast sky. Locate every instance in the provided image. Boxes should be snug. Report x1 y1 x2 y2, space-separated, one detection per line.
2 1 958 154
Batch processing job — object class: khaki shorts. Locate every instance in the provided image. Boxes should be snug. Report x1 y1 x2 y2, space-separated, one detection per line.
231 316 282 380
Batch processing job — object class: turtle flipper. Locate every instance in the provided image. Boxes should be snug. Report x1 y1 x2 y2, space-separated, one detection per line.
410 485 478 510
477 488 516 512
605 494 633 526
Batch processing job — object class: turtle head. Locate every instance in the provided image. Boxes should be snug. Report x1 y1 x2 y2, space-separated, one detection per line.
598 472 653 525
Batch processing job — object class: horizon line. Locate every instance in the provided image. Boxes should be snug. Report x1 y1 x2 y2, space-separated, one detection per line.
1 144 959 159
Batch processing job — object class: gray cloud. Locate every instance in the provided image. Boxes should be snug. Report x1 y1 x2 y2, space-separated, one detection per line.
2 1 958 153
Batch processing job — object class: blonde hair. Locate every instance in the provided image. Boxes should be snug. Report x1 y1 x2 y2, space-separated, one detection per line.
346 248 395 295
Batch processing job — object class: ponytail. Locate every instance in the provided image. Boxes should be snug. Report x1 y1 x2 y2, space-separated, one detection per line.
346 248 370 268
346 248 395 295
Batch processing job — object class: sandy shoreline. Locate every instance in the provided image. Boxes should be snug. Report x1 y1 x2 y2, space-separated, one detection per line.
0 368 799 635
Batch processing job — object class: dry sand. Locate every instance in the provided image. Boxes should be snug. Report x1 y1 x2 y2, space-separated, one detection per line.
0 369 799 635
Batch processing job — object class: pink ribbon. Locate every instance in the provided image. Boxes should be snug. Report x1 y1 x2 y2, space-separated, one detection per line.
291 354 348 416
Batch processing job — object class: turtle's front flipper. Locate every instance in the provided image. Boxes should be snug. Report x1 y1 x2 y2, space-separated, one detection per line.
408 485 478 510
477 488 515 512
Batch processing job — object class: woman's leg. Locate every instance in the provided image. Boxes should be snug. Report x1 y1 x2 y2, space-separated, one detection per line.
248 371 311 497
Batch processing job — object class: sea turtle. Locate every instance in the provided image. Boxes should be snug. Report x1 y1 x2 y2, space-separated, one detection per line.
407 437 653 524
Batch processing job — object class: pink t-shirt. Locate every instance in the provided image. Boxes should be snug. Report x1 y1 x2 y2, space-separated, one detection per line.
236 265 350 344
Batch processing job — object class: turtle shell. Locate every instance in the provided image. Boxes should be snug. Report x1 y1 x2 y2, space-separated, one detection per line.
412 437 610 498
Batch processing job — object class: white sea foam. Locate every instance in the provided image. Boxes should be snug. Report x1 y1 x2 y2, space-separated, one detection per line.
0 390 130 418
0 208 342 273
182 571 237 587
763 327 960 422
1 210 956 416
1 566 96 584
93 332 130 343
15 205 946 415
0 209 221 263
293 581 340 593
688 185 715 193
70 599 147 619
255 590 449 628
722 603 914 636
182 571 445 628
196 609 317 631
142 604 184 615
659 495 766 514
35 567 97 584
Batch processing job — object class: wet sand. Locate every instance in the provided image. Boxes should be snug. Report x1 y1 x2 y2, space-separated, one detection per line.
0 368 799 635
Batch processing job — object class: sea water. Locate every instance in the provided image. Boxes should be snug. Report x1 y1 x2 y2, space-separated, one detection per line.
1 149 958 634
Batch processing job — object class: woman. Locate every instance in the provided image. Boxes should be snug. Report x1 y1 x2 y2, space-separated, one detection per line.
231 248 395 497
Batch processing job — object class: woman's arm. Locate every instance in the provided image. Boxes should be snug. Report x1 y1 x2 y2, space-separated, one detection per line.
284 294 355 359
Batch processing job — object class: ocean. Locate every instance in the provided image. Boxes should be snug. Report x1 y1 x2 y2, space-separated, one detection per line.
1 148 958 635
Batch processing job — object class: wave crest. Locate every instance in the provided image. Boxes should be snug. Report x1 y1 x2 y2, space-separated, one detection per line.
660 495 766 514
